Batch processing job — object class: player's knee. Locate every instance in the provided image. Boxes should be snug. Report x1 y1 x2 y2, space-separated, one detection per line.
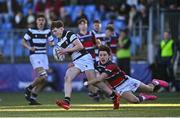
128 97 140 103
64 75 72 83
146 86 154 92
38 70 48 80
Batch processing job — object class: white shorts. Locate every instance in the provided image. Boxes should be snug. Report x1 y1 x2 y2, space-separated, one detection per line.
115 75 141 95
29 54 49 70
73 54 94 72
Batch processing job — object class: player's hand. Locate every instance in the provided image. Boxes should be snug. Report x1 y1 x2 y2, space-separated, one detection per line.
29 47 36 51
57 48 66 55
68 62 74 68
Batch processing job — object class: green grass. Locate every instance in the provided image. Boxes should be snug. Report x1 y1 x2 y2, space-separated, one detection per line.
0 92 180 117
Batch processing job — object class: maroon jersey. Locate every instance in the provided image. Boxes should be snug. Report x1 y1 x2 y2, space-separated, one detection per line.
110 32 119 54
94 61 127 88
77 31 96 59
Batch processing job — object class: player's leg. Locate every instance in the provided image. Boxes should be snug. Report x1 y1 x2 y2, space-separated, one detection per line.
85 69 120 109
121 91 141 103
56 66 81 110
121 90 157 103
137 79 169 93
64 67 81 98
27 67 47 105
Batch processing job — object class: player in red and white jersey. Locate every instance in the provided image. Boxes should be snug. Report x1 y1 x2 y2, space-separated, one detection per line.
77 18 100 59
84 45 169 105
91 20 106 61
103 25 119 63
77 18 104 101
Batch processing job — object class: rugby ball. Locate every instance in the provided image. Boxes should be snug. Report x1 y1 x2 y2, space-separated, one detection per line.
53 45 65 61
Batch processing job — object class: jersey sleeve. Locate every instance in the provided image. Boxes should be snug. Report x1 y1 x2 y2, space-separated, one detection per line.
66 32 78 43
47 31 54 42
24 29 32 41
90 31 96 44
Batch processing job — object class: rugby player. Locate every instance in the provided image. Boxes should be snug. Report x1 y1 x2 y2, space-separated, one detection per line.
51 20 120 110
84 45 169 106
22 14 54 105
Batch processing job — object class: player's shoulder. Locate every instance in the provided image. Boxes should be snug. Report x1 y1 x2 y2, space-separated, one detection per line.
106 61 117 69
67 30 76 36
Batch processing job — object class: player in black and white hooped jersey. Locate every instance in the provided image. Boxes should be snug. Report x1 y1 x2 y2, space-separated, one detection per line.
22 14 54 105
51 20 120 110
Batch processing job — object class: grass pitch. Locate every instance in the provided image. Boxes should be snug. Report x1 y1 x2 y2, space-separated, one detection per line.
0 92 180 117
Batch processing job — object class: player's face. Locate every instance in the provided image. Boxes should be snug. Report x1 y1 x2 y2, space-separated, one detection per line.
36 17 45 29
99 51 110 64
52 27 64 38
78 22 87 31
105 30 113 38
93 23 101 32
163 32 169 40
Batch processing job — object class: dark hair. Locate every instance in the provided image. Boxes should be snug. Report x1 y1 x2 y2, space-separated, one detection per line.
36 13 46 20
106 25 114 32
51 20 64 29
98 45 111 55
77 18 88 25
93 19 101 24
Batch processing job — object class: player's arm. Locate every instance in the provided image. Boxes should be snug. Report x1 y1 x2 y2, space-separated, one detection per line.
47 32 55 47
66 39 84 52
22 39 35 51
59 38 84 55
84 72 108 86
48 41 55 47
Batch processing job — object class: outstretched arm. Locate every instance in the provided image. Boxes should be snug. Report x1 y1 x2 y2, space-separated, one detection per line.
84 72 108 86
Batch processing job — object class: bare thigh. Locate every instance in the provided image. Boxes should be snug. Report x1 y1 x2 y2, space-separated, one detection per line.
84 69 96 81
136 82 154 93
121 91 139 103
65 66 81 81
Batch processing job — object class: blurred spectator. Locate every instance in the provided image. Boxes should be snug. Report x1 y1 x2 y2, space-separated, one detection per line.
34 0 46 13
22 0 34 16
26 9 35 28
156 31 176 91
45 0 62 16
117 3 130 25
13 11 27 28
128 5 137 31
58 7 73 27
11 0 22 15
106 5 118 20
0 0 12 23
116 29 131 75
95 4 107 20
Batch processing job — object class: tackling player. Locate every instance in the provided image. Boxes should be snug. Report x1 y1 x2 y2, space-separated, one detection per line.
84 45 169 106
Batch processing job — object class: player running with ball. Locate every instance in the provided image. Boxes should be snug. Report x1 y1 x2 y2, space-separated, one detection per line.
51 20 120 110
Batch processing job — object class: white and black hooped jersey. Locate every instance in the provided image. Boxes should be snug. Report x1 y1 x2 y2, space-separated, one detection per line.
57 30 88 61
24 28 54 55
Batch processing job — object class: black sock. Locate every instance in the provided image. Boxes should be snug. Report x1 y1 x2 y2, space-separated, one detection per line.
28 85 33 90
31 93 38 100
109 91 116 100
137 96 144 102
64 97 71 104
